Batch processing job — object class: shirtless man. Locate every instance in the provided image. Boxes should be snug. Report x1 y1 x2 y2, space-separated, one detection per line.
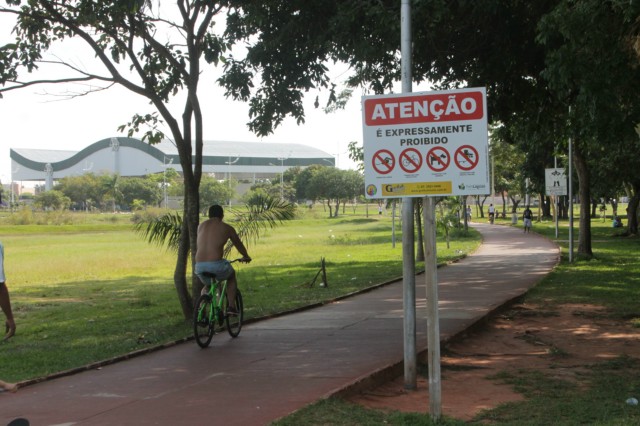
195 205 251 313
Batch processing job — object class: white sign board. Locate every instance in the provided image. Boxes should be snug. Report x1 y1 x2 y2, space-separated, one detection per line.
362 87 490 198
545 168 567 196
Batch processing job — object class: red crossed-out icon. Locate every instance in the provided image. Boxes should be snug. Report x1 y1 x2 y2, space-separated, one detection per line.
399 148 422 174
426 146 450 172
454 145 479 171
372 149 395 175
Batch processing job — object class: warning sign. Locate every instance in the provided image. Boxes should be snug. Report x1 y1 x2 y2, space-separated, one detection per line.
399 148 422 174
454 145 479 171
545 168 567 196
362 87 489 198
426 147 450 173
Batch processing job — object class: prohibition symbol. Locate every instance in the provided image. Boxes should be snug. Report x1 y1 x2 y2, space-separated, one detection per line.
399 148 423 174
426 146 450 172
372 149 395 175
454 145 479 171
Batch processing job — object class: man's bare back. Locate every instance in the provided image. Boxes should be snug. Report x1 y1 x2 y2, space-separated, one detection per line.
195 205 250 263
196 218 236 262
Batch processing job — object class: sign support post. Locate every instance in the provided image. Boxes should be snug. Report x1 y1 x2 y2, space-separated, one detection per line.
424 196 441 419
400 0 417 392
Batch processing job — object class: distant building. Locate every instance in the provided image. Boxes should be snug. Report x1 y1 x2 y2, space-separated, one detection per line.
10 137 335 190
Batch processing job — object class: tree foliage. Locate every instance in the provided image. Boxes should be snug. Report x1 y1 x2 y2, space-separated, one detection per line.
0 1 334 318
56 173 163 211
293 165 363 217
33 189 70 210
199 174 235 211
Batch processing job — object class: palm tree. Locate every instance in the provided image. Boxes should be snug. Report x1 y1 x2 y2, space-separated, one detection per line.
134 194 296 319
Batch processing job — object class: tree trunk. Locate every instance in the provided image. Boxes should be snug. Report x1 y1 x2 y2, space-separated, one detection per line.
591 199 598 219
170 100 203 320
509 196 520 213
172 144 200 320
559 196 568 219
573 146 593 258
610 198 618 217
462 197 468 231
542 196 551 217
475 195 487 218
186 184 201 307
627 182 640 235
537 194 543 221
174 205 192 320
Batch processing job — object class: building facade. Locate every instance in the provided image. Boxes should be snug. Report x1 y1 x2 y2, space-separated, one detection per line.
10 137 335 190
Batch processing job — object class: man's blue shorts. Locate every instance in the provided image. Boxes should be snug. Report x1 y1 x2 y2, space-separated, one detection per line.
195 260 233 283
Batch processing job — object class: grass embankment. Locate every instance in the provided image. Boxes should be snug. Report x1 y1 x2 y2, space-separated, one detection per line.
276 215 640 425
0 206 479 383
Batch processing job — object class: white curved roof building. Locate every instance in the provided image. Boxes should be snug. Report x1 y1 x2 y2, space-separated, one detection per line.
10 137 335 189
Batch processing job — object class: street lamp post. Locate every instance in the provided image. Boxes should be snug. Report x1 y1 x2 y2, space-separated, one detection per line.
225 156 240 205
276 151 292 201
163 156 173 208
277 157 285 200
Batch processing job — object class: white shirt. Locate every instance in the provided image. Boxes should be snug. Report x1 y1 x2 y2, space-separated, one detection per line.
0 242 5 283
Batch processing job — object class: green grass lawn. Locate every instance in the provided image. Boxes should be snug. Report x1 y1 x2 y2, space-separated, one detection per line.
0 206 479 383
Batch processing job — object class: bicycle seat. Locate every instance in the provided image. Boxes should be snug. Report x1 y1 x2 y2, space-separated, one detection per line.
200 272 218 279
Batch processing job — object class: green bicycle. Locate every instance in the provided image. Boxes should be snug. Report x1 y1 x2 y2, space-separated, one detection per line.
193 259 244 348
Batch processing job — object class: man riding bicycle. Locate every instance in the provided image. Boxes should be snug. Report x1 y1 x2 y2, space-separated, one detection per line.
195 205 251 314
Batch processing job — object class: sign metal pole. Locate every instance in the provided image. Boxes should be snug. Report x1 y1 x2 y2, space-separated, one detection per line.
400 0 417 391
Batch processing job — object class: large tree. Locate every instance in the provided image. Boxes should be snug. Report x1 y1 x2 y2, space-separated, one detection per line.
0 1 225 318
0 1 327 319
536 0 640 251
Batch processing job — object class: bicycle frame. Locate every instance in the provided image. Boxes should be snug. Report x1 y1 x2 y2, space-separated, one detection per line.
200 276 229 327
194 258 245 347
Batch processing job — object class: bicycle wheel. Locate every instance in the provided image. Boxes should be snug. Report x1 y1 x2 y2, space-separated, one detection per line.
224 289 243 338
193 294 215 348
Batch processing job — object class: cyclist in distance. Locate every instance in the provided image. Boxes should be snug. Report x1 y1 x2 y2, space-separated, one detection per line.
195 205 251 314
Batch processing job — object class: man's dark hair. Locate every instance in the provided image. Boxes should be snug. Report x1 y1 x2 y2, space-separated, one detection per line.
209 204 224 219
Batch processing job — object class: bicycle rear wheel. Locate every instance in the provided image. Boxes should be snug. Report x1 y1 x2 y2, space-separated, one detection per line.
224 289 243 337
193 294 215 348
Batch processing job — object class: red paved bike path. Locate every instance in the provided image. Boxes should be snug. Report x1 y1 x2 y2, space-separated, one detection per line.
0 223 559 425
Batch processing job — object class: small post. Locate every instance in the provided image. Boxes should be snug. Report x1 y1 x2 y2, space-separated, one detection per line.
321 257 327 287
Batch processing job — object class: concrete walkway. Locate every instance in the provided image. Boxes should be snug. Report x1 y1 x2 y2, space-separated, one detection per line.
0 223 559 425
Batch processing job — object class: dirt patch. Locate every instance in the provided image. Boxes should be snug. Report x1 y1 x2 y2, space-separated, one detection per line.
346 303 640 421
